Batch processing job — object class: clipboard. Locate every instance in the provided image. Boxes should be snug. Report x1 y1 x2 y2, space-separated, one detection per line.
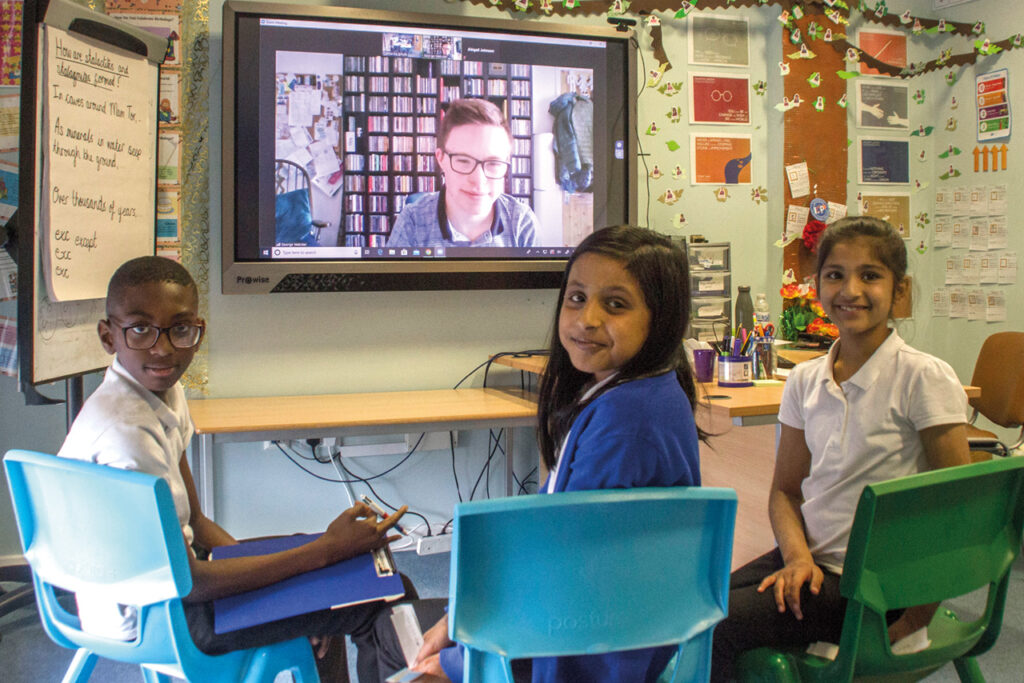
210 533 405 634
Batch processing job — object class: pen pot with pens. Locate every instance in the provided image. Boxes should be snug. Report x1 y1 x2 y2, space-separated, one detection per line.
717 327 776 386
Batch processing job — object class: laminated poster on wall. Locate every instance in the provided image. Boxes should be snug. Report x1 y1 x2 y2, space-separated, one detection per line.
856 80 910 131
785 161 810 198
688 72 751 125
976 69 1010 142
858 29 907 77
858 138 910 185
691 133 752 185
0 0 23 86
688 14 749 68
859 193 911 238
931 288 950 317
0 314 15 376
0 158 17 221
0 90 18 151
986 290 1007 322
0 249 15 300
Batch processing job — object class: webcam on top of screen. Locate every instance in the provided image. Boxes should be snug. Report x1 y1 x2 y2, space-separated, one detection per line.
607 16 637 31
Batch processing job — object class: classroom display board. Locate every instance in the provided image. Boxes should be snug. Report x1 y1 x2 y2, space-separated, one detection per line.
17 0 165 385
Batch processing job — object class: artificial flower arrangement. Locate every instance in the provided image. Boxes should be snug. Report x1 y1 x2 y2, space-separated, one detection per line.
779 269 839 342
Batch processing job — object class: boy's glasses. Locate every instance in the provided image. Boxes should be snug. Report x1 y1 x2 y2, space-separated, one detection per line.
116 323 205 350
442 151 510 179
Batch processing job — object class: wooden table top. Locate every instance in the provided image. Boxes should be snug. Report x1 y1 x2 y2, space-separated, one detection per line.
189 355 979 435
188 387 539 435
491 354 980 423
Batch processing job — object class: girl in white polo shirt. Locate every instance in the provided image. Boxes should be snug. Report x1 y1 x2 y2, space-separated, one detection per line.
711 216 971 681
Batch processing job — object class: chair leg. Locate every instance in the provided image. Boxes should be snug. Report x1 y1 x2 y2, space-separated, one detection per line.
61 649 98 683
953 656 985 682
140 668 175 683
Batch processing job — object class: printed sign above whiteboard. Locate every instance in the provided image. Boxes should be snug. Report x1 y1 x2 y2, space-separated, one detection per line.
40 25 156 302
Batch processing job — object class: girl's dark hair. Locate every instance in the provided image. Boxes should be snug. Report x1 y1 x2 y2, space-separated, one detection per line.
537 225 702 470
107 256 197 315
815 216 908 283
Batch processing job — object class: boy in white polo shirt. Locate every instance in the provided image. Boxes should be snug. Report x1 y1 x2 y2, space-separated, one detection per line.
59 255 412 681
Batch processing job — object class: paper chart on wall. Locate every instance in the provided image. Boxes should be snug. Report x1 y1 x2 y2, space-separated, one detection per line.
40 25 156 302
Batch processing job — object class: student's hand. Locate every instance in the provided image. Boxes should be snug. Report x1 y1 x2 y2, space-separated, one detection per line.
318 502 408 563
411 653 449 680
757 557 824 620
414 614 453 667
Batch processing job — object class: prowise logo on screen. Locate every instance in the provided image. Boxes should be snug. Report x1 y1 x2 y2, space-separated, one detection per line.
236 276 271 285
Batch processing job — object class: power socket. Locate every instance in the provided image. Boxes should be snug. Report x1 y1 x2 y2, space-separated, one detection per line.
416 534 452 556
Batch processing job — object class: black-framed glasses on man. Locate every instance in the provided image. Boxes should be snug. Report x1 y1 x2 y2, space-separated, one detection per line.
111 322 205 350
442 151 510 179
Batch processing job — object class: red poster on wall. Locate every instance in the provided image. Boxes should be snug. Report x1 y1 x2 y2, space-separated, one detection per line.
689 72 750 125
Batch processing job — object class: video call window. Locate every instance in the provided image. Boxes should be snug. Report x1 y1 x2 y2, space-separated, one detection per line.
258 19 606 258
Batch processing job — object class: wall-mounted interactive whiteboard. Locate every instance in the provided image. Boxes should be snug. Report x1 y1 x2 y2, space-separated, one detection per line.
17 0 166 385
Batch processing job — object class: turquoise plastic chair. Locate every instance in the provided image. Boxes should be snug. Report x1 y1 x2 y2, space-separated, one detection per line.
448 487 738 682
3 449 319 683
737 456 1024 682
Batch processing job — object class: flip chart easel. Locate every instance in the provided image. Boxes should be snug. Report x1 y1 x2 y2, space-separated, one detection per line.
16 0 166 416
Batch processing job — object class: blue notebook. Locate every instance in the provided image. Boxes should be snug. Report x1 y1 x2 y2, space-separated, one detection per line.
211 533 405 634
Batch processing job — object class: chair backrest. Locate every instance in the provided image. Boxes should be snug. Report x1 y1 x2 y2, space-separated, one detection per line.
274 158 312 195
4 450 193 662
836 456 1024 678
969 332 1024 428
448 487 737 681
4 449 321 682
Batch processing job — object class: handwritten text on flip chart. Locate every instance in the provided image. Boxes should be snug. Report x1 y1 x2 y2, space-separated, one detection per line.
42 26 157 302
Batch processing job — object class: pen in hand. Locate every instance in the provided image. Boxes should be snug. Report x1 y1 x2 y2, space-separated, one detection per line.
361 495 410 536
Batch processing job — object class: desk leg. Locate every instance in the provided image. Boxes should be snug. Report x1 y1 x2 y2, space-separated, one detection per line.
505 428 515 497
196 433 215 520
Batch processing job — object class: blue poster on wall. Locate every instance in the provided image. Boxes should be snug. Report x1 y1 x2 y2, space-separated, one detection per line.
858 138 910 184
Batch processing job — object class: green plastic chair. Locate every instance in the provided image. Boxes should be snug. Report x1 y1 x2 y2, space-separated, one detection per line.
737 456 1024 683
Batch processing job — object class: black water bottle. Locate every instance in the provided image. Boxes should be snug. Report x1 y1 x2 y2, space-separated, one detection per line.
735 286 754 333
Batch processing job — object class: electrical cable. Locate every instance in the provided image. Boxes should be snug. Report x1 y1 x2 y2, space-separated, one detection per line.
274 441 346 483
513 466 539 496
275 434 426 484
468 428 503 501
454 349 549 390
449 431 464 503
281 440 319 461
631 33 653 230
333 453 432 535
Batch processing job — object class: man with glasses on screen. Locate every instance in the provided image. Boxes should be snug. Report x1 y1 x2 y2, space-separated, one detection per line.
386 98 539 249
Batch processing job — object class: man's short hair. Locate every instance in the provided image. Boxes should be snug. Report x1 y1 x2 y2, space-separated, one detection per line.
107 256 197 313
437 98 509 150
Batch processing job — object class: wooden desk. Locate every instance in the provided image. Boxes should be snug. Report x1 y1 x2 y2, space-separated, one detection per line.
188 388 539 518
492 354 981 427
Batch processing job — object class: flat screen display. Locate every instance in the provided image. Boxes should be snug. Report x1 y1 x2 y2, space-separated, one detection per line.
222 1 636 293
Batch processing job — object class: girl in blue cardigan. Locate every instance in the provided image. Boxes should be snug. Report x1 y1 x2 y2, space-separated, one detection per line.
389 226 703 683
